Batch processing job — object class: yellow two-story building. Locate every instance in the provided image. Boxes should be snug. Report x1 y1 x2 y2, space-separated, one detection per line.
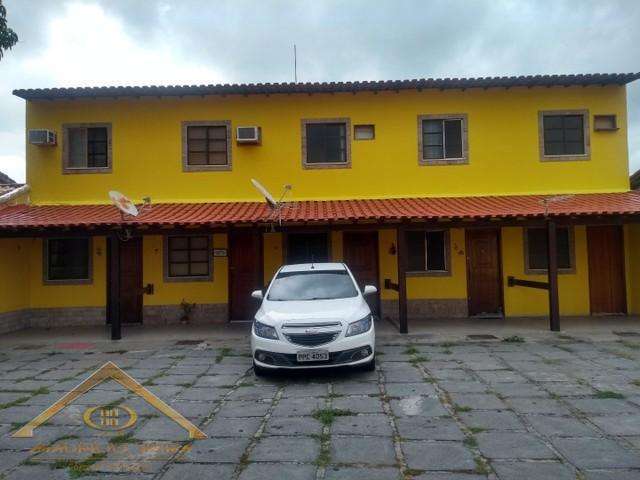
1 73 639 337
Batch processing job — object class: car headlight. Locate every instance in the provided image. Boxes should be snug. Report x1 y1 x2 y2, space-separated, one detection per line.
345 315 372 337
254 320 278 340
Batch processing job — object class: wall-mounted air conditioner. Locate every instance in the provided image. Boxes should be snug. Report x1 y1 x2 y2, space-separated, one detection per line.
28 129 57 146
236 126 261 145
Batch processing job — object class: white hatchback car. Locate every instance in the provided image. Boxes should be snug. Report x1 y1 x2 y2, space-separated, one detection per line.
250 263 376 375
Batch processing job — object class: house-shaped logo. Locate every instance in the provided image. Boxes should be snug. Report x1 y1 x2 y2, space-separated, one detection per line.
12 361 206 439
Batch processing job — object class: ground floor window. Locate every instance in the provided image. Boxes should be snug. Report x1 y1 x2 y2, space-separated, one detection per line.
44 238 91 283
286 233 329 264
525 226 574 273
165 235 211 280
407 230 449 274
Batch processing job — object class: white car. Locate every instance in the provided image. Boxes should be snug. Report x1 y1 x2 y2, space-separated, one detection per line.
250 263 376 375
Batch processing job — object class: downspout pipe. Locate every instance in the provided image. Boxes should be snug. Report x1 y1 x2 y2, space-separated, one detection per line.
0 184 30 205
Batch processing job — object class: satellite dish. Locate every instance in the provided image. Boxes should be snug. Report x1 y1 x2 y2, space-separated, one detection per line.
251 179 278 209
109 190 139 217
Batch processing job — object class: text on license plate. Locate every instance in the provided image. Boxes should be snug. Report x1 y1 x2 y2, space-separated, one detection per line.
297 350 329 362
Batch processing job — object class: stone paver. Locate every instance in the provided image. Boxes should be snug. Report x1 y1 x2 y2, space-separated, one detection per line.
0 336 639 479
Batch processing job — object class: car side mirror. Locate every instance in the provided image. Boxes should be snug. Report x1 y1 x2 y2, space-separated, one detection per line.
251 290 264 300
363 285 378 296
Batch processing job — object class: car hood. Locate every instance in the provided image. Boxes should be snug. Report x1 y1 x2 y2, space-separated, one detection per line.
256 296 369 326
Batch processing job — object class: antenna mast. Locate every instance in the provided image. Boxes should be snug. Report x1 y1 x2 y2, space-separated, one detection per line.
293 44 297 83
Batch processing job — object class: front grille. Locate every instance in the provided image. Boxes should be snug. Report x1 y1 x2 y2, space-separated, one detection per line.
283 331 340 347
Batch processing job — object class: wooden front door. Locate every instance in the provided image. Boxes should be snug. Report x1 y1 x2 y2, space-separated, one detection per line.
343 231 380 315
466 229 503 316
119 237 143 324
587 225 627 314
229 230 262 321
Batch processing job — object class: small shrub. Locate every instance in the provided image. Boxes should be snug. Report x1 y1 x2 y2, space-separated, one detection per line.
594 390 625 399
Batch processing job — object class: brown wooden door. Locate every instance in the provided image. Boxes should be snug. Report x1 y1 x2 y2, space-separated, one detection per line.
229 230 263 321
587 225 627 314
466 229 503 316
343 232 380 315
119 237 143 324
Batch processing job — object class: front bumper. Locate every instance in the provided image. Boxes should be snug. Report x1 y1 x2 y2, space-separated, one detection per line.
254 345 373 369
251 324 375 369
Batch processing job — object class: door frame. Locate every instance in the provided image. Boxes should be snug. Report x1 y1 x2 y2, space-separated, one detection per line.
106 236 143 325
342 230 381 316
228 228 263 322
587 224 628 315
465 227 505 317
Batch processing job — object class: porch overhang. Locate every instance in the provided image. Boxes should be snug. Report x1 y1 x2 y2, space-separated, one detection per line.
0 191 639 234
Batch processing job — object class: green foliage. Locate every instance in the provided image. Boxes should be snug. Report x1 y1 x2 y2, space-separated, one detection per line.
502 335 525 343
594 390 625 399
0 1 18 60
312 408 354 426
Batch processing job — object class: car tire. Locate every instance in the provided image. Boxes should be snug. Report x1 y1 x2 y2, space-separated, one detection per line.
253 361 270 377
361 355 376 372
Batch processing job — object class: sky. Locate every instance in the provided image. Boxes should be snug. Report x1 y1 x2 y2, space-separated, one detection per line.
1 0 639 183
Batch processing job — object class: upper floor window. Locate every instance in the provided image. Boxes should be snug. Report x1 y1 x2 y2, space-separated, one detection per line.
44 238 92 284
62 123 112 174
418 114 468 165
181 121 231 172
301 118 351 169
524 226 574 273
165 235 212 281
539 110 590 161
407 230 450 275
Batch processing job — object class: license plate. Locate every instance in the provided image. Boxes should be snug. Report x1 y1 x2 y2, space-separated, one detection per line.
296 350 329 362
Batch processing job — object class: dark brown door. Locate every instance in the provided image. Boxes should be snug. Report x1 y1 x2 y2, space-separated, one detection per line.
119 237 143 323
343 232 380 315
466 229 503 316
229 230 263 321
588 225 627 314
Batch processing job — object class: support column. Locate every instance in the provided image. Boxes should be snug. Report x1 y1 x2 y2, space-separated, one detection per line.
546 220 560 332
108 234 121 340
397 225 408 334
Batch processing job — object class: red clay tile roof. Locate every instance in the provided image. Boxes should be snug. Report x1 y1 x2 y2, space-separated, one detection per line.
0 192 639 231
13 73 640 100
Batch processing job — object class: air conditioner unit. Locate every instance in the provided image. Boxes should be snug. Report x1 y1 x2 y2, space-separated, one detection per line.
28 129 57 146
236 126 261 144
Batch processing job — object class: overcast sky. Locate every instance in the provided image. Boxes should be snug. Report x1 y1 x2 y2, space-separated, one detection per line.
1 0 639 183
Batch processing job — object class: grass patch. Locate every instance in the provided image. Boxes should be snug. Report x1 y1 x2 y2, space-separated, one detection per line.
502 335 525 343
105 349 128 355
594 390 625 399
142 372 166 386
404 346 419 355
453 404 471 413
312 408 354 426
440 342 457 348
0 396 31 410
52 452 107 478
543 358 562 365
55 434 79 442
215 347 232 363
442 349 453 355
556 345 573 353
315 447 330 467
631 379 640 387
31 387 50 396
404 468 426 477
474 457 490 475
463 435 478 448
409 355 429 365
620 341 640 350
468 427 486 434
423 377 436 384
108 432 137 445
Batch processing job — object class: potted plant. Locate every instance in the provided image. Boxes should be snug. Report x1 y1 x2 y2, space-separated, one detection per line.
180 299 196 324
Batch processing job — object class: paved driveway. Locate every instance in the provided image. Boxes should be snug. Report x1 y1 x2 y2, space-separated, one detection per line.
1 334 640 479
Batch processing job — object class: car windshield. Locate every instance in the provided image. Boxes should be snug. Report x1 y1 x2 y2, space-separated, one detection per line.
267 270 359 301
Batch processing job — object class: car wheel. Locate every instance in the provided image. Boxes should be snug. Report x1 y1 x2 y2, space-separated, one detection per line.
253 361 270 377
361 355 376 372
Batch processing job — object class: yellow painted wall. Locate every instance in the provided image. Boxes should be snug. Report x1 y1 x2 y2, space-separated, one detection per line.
0 238 30 313
407 228 467 300
625 224 640 314
28 237 107 308
142 234 228 306
26 85 629 205
502 227 590 316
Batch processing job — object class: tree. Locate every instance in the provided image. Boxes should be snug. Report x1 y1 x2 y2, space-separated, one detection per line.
0 0 18 60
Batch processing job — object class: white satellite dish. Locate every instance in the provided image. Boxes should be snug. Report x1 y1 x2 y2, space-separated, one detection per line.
109 190 139 217
251 179 278 209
